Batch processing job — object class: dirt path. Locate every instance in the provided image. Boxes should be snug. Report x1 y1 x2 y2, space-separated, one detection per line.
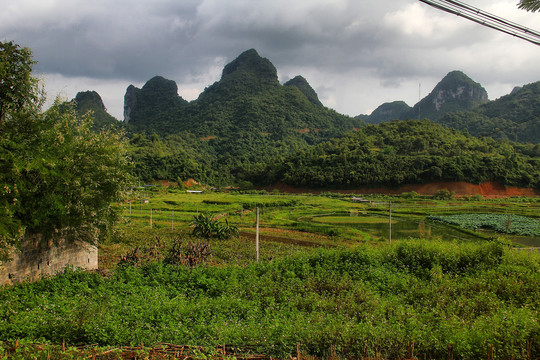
240 231 335 248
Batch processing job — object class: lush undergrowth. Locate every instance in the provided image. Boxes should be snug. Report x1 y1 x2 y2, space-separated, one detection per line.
1 241 538 359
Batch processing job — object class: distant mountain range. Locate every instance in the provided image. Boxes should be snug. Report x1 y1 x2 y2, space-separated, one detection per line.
358 70 488 123
122 49 360 137
71 48 540 188
75 49 540 144
356 70 540 143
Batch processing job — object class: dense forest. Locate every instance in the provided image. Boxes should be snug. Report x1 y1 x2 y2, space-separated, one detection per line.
261 120 540 189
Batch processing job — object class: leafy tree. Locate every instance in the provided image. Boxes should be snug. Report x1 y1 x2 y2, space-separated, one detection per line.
518 0 540 12
0 42 132 261
0 41 40 124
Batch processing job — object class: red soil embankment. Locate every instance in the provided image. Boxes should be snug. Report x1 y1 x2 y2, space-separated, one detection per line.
267 181 540 198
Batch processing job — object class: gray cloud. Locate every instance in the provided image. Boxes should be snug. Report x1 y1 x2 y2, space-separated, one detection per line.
2 0 540 119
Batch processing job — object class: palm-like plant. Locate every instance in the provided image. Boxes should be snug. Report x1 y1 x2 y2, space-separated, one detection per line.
518 0 540 12
191 213 239 240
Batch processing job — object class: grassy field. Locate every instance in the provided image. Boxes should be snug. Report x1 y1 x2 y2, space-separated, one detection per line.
2 186 539 359
102 187 540 269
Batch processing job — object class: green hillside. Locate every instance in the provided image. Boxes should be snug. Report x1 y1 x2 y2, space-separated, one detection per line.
361 100 411 124
436 81 540 143
266 120 540 189
73 91 121 130
359 71 488 124
407 70 488 121
359 72 540 144
73 50 540 188
122 49 363 184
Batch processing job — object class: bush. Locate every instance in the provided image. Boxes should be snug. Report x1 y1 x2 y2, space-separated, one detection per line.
191 213 239 240
433 189 454 200
401 191 420 199
164 238 212 267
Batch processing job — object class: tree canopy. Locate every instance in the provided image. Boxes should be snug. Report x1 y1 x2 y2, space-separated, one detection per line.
264 120 540 189
0 41 39 125
0 42 131 261
518 0 540 12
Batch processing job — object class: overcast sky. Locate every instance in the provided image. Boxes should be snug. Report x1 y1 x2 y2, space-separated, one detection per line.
2 0 540 120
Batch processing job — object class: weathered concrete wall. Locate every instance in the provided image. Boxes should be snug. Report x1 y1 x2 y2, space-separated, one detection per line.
0 236 98 285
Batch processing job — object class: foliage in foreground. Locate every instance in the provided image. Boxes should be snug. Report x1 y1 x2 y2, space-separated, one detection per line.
1 241 538 359
0 41 132 261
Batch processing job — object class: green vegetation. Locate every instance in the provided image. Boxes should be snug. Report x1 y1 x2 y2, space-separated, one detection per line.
2 42 540 360
3 185 540 359
191 213 239 240
408 71 488 121
72 90 121 131
74 48 540 190
122 49 363 185
284 75 323 106
518 0 540 12
359 70 540 144
0 41 38 124
0 41 132 260
270 120 540 189
1 241 538 359
436 81 540 143
429 214 540 236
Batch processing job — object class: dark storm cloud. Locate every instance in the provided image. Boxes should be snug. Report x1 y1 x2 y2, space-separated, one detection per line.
3 0 204 80
2 0 539 118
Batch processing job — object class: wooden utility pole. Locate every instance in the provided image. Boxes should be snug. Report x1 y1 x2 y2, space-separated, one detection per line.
389 201 392 244
256 207 260 262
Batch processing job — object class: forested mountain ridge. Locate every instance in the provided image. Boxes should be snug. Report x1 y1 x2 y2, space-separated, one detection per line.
262 120 540 189
117 49 364 184
359 71 488 124
73 91 120 131
123 49 361 137
359 101 411 124
69 49 540 189
283 75 323 106
358 71 540 143
408 70 488 121
436 81 540 143
123 76 188 127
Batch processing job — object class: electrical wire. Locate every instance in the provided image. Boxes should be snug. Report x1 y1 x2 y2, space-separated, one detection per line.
418 0 540 46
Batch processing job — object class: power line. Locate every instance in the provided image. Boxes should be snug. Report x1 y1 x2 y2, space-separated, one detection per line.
418 0 540 46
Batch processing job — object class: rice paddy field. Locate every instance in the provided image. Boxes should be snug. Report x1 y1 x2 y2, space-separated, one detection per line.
104 186 540 268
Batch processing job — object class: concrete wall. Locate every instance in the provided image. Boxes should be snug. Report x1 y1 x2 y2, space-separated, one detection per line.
0 235 98 285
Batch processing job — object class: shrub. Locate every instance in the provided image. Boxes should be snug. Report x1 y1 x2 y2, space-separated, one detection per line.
164 238 212 267
433 189 454 200
401 191 420 199
191 213 239 240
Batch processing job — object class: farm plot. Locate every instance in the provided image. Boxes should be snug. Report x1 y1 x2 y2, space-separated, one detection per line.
428 214 540 236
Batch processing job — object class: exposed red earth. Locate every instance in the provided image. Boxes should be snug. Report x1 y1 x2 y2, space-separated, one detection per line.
267 181 540 198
